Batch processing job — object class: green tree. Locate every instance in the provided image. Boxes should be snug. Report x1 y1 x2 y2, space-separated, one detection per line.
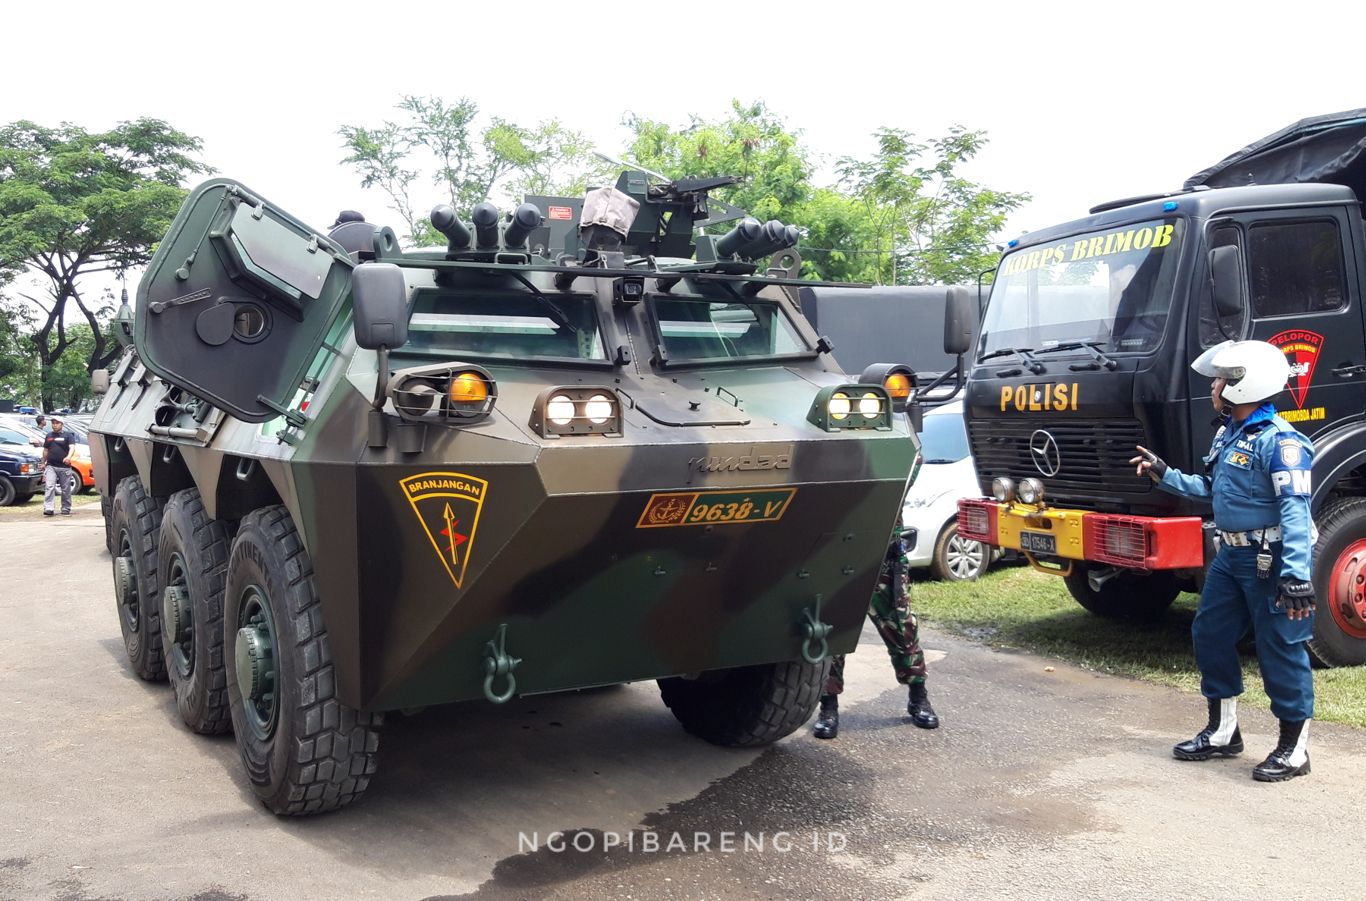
621 100 813 224
0 118 205 406
837 126 1027 285
339 96 602 245
45 320 101 411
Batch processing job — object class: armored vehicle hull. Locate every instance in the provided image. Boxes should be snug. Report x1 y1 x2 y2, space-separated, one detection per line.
90 177 926 814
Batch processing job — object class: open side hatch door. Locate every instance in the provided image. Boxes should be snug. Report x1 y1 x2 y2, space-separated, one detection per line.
136 178 354 422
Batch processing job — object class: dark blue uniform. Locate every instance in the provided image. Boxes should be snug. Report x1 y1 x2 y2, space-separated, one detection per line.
1157 403 1315 721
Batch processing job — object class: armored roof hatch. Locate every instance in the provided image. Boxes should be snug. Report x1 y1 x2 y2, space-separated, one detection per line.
135 179 356 422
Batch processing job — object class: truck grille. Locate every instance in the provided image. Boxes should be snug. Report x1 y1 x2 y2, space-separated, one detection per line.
967 419 1150 501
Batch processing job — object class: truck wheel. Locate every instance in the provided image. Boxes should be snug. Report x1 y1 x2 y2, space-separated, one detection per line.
225 505 382 815
658 658 828 747
1064 566 1180 620
1308 497 1366 667
110 477 167 681
158 489 234 735
0 476 15 507
931 522 989 581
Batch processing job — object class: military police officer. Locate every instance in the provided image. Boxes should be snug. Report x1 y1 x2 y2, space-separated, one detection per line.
1131 340 1316 781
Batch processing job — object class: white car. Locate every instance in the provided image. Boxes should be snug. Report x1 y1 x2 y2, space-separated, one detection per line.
902 401 992 581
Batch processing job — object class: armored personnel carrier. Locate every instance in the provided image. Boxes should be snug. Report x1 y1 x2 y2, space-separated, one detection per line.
89 171 971 814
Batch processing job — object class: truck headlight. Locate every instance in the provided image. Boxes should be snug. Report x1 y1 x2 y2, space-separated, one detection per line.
808 385 893 432
530 386 623 437
991 477 1015 503
1017 477 1045 505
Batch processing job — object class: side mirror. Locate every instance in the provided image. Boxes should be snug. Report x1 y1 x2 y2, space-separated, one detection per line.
91 370 110 396
1208 245 1246 318
943 286 973 355
352 263 410 350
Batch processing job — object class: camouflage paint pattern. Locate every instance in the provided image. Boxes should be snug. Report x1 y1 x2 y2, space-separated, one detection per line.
89 179 921 711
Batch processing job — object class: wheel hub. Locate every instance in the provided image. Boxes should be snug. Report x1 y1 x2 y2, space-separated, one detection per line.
1329 539 1366 640
234 586 279 741
163 585 192 645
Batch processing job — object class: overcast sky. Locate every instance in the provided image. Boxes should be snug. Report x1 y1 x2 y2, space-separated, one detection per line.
3 1 1363 265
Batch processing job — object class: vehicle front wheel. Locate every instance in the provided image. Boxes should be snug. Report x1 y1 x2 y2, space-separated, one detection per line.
110 477 167 680
0 476 15 507
1308 497 1366 667
1064 565 1180 620
225 505 382 815
931 521 989 581
658 658 828 747
158 489 234 734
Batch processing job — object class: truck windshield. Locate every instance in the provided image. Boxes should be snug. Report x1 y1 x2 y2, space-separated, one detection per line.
402 289 607 361
649 295 811 363
980 218 1183 358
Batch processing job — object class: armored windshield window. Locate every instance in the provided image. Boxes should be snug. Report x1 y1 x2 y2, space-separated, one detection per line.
650 296 810 363
402 289 606 362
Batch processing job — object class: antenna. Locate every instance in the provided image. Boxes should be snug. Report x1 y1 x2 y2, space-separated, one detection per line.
593 151 671 183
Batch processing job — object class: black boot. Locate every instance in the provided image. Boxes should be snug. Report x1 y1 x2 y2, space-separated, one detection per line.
1173 697 1243 761
1253 719 1311 782
812 695 839 739
907 682 939 729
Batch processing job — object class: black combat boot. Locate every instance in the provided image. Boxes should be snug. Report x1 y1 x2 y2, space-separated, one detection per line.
907 682 939 729
812 695 839 739
1252 719 1311 782
1173 697 1243 761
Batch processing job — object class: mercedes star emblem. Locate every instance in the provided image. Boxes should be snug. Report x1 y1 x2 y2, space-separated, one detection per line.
1029 429 1061 477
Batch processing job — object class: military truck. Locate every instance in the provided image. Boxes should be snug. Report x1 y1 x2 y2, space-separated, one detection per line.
89 170 971 814
956 108 1366 667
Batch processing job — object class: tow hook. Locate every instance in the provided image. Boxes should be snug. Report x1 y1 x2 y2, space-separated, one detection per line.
800 597 832 664
482 623 522 704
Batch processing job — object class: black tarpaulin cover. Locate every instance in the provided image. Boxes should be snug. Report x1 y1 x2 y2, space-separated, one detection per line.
1185 108 1366 200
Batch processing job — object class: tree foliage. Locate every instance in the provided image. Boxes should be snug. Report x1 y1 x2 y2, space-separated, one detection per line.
339 96 603 245
837 127 1028 285
0 118 205 405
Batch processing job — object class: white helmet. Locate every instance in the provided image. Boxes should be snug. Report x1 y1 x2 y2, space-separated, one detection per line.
1191 340 1289 404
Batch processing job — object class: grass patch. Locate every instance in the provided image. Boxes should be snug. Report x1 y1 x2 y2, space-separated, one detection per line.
915 565 1366 728
0 489 101 519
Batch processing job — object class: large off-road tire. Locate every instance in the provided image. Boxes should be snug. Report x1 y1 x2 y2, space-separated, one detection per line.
1308 497 1366 667
110 477 167 681
0 476 15 507
224 505 382 815
1064 565 1180 620
931 521 990 582
658 658 829 747
158 489 234 735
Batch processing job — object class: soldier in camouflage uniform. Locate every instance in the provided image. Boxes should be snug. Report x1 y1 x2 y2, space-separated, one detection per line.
813 521 939 738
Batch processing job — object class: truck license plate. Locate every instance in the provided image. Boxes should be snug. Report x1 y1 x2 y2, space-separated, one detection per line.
1019 530 1056 555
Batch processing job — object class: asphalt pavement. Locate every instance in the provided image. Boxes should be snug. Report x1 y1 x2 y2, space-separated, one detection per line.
3 505 1364 900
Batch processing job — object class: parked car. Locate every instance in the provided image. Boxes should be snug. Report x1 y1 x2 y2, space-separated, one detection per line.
0 416 94 493
902 401 993 581
0 444 42 506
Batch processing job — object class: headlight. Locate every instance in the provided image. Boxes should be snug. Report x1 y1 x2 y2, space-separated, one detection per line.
546 395 576 426
19 463 31 474
448 370 489 406
991 477 1015 503
808 385 894 432
584 394 614 424
530 386 623 437
1017 477 1045 505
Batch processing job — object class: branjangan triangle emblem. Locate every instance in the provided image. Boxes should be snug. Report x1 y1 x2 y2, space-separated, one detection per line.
399 472 488 588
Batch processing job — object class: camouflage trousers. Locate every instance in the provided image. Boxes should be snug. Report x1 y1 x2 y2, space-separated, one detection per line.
824 553 926 696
